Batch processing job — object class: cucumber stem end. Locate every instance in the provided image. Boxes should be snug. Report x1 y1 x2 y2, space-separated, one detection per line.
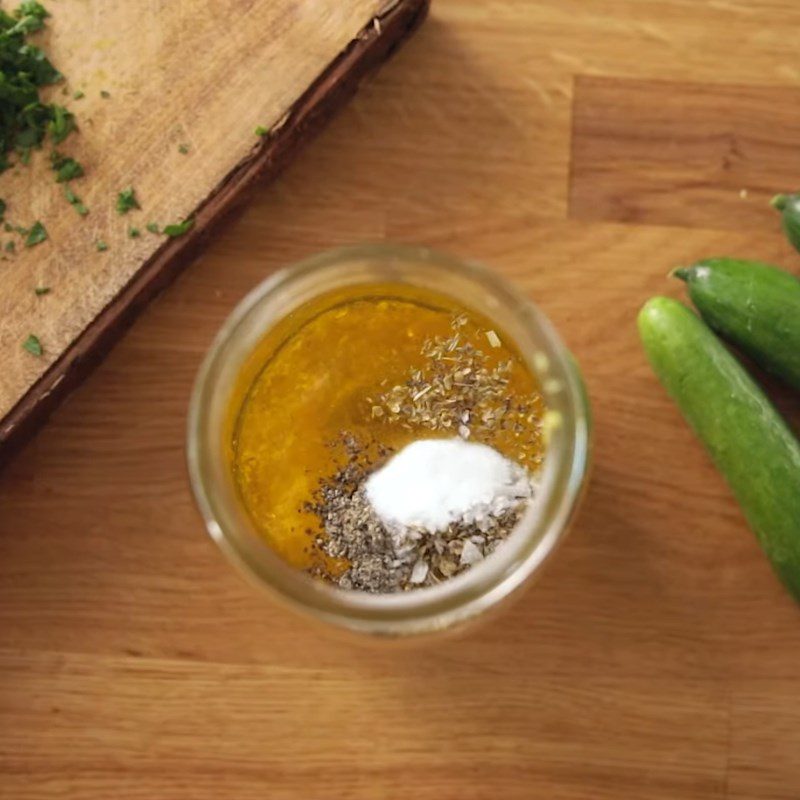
770 194 789 212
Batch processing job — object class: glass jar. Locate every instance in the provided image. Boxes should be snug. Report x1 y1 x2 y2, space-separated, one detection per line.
187 244 591 639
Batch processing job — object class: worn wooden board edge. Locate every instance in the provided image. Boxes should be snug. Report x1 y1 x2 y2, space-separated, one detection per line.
0 0 430 466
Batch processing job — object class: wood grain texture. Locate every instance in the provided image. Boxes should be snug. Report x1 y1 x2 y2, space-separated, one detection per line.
0 0 426 453
570 77 800 229
2 1 800 798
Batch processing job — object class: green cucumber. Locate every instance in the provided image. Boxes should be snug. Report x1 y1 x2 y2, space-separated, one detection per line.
674 258 800 391
638 297 800 602
771 192 800 254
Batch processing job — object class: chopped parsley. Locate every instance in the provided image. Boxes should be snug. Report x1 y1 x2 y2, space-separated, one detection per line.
72 90 84 100
63 184 88 216
100 89 110 99
15 2 50 28
22 334 43 357
47 105 76 144
145 222 160 234
95 239 109 252
255 125 268 137
0 199 5 218
116 187 140 214
3 222 13 233
34 285 50 295
50 151 84 182
128 226 140 238
5 241 15 252
163 218 194 237
0 3 68 168
178 143 189 154
25 220 47 247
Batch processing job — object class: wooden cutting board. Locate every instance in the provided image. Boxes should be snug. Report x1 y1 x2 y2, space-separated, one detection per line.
2 1 800 799
0 0 427 458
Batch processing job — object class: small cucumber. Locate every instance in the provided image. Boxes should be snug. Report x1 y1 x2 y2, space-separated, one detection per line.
674 258 800 391
772 192 800 254
638 297 800 602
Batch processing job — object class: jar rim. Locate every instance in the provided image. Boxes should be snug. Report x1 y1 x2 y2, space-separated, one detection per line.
187 244 591 637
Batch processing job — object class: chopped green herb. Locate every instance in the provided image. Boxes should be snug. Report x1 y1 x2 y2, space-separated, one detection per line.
47 105 76 144
0 199 5 218
14 224 29 235
63 184 88 215
5 241 15 252
146 222 160 234
95 239 108 251
100 89 110 98
22 334 43 357
16 2 50 26
34 285 50 295
255 125 268 137
116 187 140 214
1 3 68 166
25 221 47 247
163 218 194 237
50 151 84 182
73 90 84 100
3 222 13 233
178 143 189 154
128 226 140 238
19 147 31 165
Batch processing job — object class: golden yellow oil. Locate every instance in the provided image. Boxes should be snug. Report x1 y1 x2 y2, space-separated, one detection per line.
229 283 546 570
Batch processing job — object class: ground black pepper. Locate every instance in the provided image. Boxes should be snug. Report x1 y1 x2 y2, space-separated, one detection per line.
309 437 528 594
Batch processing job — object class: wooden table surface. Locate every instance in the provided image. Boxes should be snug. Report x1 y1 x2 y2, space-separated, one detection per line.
2 1 799 798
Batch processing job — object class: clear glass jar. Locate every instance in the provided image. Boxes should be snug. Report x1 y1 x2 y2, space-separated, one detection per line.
187 244 591 640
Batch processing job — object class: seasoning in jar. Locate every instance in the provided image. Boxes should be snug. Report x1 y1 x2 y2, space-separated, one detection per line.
230 284 547 593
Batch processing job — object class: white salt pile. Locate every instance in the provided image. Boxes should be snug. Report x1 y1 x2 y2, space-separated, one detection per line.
365 438 534 536
314 438 536 592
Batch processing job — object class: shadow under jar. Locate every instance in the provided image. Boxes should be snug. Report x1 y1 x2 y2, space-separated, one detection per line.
187 244 591 640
